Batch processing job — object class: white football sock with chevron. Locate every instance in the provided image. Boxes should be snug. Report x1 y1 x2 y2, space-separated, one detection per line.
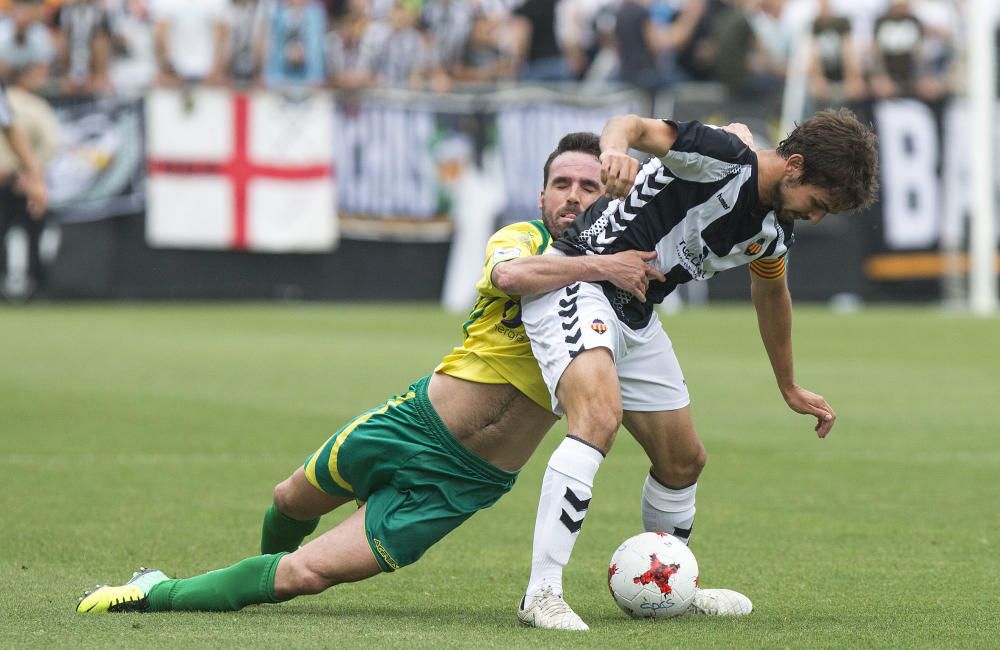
524 436 604 605
641 474 697 544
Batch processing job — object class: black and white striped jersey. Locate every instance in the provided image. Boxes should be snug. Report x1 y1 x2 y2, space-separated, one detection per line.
553 119 794 329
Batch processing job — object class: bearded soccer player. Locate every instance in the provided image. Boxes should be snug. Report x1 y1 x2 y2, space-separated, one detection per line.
74 132 670 614
516 109 880 630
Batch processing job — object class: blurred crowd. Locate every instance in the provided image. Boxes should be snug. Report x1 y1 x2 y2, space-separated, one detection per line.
0 0 988 103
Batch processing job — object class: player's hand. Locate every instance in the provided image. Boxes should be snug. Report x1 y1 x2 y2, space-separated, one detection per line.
597 250 665 303
16 173 48 219
600 149 639 199
722 122 756 151
782 384 836 438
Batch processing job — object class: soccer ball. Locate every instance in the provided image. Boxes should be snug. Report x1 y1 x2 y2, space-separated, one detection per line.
608 532 699 619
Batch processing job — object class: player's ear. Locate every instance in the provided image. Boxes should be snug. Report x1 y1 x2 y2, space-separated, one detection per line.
538 191 544 210
784 154 805 181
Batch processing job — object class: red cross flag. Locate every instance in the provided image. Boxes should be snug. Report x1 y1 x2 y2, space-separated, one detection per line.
145 88 337 252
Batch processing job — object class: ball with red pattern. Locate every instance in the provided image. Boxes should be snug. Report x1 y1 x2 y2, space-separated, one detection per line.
608 532 699 618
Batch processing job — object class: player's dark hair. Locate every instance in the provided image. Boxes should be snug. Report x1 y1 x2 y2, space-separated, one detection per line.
542 132 601 187
776 108 880 212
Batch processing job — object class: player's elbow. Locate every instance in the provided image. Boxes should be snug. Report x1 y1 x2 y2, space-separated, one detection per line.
491 262 526 296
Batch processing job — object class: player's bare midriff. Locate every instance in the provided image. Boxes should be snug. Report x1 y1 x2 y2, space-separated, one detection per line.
428 372 557 473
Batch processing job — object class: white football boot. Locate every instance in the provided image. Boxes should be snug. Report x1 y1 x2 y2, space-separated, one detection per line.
517 584 590 631
684 588 753 616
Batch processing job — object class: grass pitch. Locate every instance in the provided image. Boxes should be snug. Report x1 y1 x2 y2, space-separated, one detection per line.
1 303 997 648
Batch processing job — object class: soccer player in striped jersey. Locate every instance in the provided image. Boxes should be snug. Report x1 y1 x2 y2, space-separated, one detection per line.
517 109 879 630
74 132 667 615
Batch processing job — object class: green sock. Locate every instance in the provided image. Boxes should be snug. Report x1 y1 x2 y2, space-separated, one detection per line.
147 553 287 612
260 503 320 554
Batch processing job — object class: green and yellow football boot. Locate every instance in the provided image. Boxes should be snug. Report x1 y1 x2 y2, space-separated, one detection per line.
76 567 169 613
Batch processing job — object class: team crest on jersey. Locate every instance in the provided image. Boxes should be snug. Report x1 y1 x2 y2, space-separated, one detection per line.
745 238 765 256
591 319 608 334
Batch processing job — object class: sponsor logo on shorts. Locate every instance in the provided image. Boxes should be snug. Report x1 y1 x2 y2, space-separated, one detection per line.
591 319 607 334
499 299 523 330
373 537 400 570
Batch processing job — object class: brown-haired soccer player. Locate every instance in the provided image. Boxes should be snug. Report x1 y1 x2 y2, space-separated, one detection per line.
518 109 879 630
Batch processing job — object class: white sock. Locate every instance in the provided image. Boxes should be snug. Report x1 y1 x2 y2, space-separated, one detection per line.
524 436 604 604
641 473 697 544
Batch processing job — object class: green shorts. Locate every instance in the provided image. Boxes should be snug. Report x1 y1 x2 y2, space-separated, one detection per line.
304 375 518 572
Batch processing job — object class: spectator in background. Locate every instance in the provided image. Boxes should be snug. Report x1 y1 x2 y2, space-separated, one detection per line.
150 0 230 86
676 0 727 81
615 0 705 94
369 0 430 89
53 0 116 96
103 0 157 93
451 9 518 83
262 0 327 88
511 0 574 81
807 0 865 107
555 0 618 83
0 72 57 301
910 0 959 81
746 0 793 85
870 0 945 102
711 0 784 101
0 0 56 89
422 0 475 80
553 0 595 79
325 0 378 89
582 2 622 84
229 0 267 85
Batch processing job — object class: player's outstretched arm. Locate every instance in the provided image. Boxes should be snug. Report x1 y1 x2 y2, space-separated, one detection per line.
492 250 665 301
750 270 836 438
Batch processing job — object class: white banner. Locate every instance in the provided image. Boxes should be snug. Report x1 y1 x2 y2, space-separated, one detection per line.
875 98 1000 252
496 100 642 223
145 88 337 252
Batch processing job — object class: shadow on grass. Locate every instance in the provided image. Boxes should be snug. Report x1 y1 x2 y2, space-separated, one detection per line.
230 602 740 629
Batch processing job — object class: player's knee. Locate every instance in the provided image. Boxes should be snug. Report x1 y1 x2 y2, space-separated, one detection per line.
272 479 304 520
674 443 707 485
564 388 622 438
568 403 621 450
689 443 707 477
654 442 706 487
593 406 623 440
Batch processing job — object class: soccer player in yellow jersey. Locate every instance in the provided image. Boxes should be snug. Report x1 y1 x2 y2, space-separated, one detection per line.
76 131 668 614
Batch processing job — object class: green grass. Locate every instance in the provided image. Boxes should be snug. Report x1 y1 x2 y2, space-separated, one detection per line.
1 304 997 648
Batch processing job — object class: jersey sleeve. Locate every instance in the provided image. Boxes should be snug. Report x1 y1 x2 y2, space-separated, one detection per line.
664 119 753 165
476 221 549 298
749 218 793 279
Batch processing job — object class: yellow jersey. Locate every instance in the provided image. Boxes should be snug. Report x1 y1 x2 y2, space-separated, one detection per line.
435 220 552 410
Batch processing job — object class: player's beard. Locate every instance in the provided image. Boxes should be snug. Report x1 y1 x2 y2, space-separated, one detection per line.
773 178 796 222
544 206 580 237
